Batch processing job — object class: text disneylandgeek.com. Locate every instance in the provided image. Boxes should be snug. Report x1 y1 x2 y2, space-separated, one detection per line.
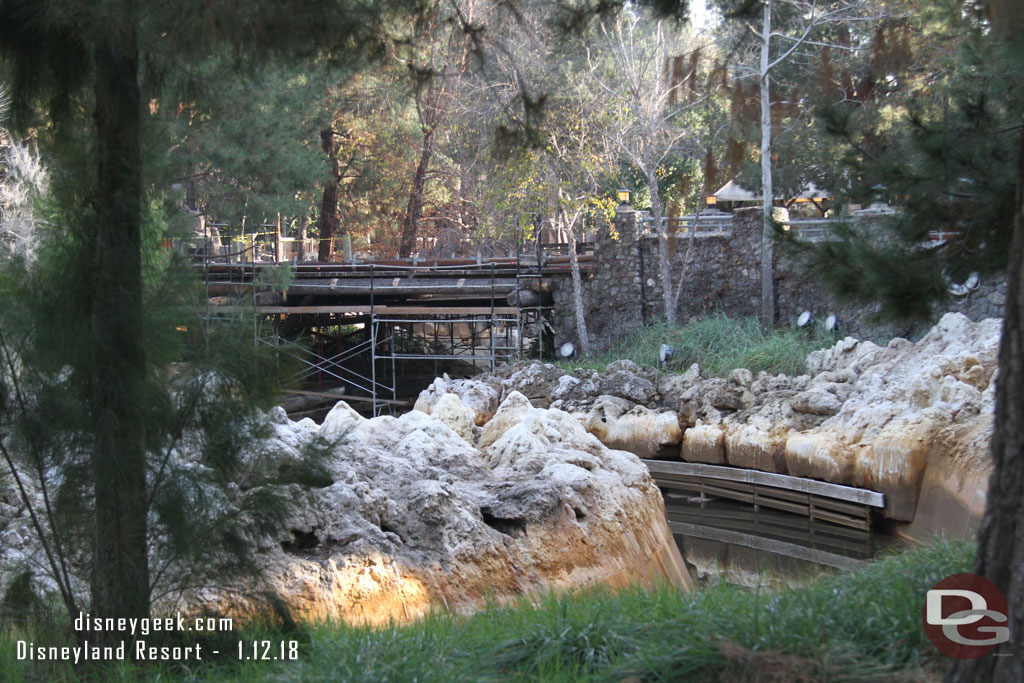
15 612 300 663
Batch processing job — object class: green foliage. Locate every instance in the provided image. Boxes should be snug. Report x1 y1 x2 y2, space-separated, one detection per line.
558 314 837 376
2 538 968 681
252 264 294 295
0 187 327 619
165 59 335 224
795 2 1022 318
289 538 969 683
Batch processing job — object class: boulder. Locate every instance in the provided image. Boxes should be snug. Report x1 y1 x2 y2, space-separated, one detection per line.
852 417 935 521
599 370 659 405
725 423 787 473
175 393 691 625
580 396 682 459
790 387 845 416
784 432 855 484
428 393 478 444
498 361 565 405
413 375 500 426
548 369 602 406
681 423 726 465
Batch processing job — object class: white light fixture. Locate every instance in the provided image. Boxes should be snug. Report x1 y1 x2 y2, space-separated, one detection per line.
659 344 675 366
797 310 813 328
948 272 980 296
559 342 576 358
825 314 839 332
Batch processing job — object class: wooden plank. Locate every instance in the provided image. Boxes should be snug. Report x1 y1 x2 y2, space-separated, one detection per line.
281 391 410 407
809 508 871 531
655 472 756 495
656 474 872 528
668 521 868 570
669 513 870 554
810 495 873 518
211 305 519 315
372 306 519 315
751 496 810 517
700 484 755 505
646 460 884 508
666 507 873 552
655 473 704 487
665 505 812 532
755 487 811 505
283 389 350 401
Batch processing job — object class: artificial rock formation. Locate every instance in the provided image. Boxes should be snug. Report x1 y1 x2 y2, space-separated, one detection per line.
1 390 691 625
470 313 999 528
579 396 682 459
182 393 691 624
413 374 500 426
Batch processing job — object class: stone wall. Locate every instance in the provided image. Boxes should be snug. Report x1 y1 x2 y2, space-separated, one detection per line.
550 207 1006 350
551 207 644 350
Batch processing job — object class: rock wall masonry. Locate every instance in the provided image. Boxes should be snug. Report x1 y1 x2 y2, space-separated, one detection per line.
551 207 1006 350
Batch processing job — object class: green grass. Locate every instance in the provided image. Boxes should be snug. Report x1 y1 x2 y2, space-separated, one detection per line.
559 314 837 377
1 538 973 681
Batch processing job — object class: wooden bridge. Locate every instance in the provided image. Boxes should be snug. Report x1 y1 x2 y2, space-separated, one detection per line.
196 248 594 415
645 460 885 531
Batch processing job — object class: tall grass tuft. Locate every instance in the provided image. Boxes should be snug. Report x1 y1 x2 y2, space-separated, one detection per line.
275 539 970 683
557 314 837 377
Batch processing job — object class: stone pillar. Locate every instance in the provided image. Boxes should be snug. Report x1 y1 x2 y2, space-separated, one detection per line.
614 206 645 326
549 207 647 351
728 207 770 318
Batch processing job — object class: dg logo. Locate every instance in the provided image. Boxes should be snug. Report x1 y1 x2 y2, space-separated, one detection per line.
923 573 1010 658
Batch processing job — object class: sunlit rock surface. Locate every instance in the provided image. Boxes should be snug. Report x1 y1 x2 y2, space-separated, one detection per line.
184 393 690 625
413 373 500 426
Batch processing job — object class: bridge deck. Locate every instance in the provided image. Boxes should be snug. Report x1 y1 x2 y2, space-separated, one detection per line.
646 460 884 530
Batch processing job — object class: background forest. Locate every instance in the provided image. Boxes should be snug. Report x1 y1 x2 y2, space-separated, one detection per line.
2 0 991 263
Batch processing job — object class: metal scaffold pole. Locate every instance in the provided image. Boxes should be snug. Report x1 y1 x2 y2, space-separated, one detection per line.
370 263 376 416
489 262 496 372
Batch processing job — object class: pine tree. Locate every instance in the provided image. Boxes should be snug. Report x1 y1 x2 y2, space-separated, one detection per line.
0 0 410 639
792 2 1024 676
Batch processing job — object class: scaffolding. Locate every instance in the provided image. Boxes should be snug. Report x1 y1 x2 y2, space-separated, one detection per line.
198 259 539 416
192 220 588 415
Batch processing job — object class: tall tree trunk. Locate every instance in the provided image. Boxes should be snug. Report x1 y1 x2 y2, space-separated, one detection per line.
945 129 1024 683
561 207 591 357
759 0 775 328
89 10 149 631
317 128 341 262
649 167 675 326
297 214 308 262
399 130 433 258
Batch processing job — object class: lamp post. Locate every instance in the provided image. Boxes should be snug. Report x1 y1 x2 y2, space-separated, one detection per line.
617 188 631 205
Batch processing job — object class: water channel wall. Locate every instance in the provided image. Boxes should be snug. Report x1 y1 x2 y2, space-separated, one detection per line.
550 207 1007 350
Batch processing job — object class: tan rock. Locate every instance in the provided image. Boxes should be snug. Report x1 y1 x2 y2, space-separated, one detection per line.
175 395 691 626
681 423 726 465
853 417 935 521
477 390 534 449
429 392 477 444
414 375 500 426
784 432 855 484
726 424 787 473
581 396 682 459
